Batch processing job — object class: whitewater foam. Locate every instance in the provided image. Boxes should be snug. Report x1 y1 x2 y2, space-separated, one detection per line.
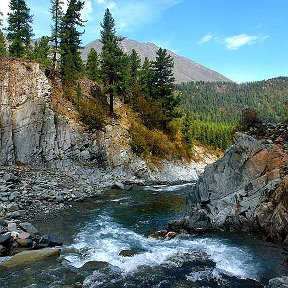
64 213 259 281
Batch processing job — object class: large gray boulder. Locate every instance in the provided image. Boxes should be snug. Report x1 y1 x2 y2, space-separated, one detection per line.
185 131 288 243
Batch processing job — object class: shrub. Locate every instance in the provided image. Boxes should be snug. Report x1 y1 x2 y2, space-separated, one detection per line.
130 121 174 159
78 98 107 131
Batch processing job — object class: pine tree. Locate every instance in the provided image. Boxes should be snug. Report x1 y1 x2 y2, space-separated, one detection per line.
60 0 85 86
50 0 64 69
0 11 3 26
140 57 154 99
152 48 179 117
100 8 125 113
129 49 141 91
6 0 34 58
0 12 7 56
86 48 100 81
32 36 52 68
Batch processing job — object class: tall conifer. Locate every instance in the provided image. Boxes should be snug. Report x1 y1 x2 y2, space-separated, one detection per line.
6 0 34 58
50 0 64 69
32 36 52 68
152 48 179 117
100 8 124 113
86 48 100 81
60 0 85 86
0 11 7 56
129 49 141 90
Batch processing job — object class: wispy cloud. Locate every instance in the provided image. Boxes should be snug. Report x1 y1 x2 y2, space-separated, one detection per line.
61 0 93 21
0 0 10 25
81 0 94 21
224 34 269 50
95 0 183 32
198 33 214 44
198 32 269 50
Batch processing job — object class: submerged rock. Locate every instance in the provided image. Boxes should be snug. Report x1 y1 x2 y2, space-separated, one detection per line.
0 248 61 269
119 249 142 257
148 230 178 240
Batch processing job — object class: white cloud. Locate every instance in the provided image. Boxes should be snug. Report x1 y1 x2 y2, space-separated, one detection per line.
81 0 94 21
0 0 10 25
61 0 94 21
224 33 269 50
62 0 69 12
94 0 182 32
198 33 213 44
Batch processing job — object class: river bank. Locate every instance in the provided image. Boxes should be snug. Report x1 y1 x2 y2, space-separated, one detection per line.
1 185 288 288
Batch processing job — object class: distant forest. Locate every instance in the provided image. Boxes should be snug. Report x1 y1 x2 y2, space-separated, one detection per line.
178 77 288 124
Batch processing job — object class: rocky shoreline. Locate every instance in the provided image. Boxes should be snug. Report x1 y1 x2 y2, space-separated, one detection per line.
0 164 103 259
0 164 102 222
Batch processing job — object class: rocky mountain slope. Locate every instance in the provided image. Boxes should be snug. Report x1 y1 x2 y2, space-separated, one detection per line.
0 57 216 187
81 38 231 84
183 124 288 244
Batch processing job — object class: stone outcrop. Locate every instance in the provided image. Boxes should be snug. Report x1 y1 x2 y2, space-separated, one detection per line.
184 127 288 243
0 58 211 186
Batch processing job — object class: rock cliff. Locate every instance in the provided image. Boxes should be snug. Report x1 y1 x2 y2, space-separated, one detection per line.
184 126 288 244
0 58 212 186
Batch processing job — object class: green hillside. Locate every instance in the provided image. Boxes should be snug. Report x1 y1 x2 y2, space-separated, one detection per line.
177 77 288 124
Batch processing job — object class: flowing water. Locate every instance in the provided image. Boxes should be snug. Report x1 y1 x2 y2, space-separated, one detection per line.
1 184 288 288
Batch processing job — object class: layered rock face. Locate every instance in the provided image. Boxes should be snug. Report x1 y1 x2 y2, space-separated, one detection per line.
185 128 288 243
0 58 209 185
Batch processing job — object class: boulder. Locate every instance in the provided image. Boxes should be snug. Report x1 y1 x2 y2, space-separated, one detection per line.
0 225 8 234
3 173 20 184
39 234 63 248
0 232 11 244
0 248 61 269
185 130 288 243
119 249 142 257
16 238 33 248
165 231 177 239
266 276 288 288
0 244 7 256
148 230 168 239
19 222 38 235
18 232 31 240
7 223 17 232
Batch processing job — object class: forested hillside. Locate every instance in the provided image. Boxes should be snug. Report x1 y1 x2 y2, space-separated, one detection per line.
178 77 288 123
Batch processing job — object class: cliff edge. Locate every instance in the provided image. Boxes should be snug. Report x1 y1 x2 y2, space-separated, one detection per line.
0 58 215 186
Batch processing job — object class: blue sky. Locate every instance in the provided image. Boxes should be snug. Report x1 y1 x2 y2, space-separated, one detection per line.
1 0 287 83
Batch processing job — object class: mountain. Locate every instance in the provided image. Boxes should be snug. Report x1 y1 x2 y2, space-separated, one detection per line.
178 77 288 123
81 38 231 84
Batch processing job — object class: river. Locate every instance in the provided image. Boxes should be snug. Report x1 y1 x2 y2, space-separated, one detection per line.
0 183 287 287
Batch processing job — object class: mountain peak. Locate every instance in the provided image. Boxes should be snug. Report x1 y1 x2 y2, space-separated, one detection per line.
81 38 232 84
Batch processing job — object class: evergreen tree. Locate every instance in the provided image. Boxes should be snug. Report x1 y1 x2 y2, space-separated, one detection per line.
152 48 179 117
86 48 100 81
60 0 85 86
100 8 125 113
129 49 141 91
0 11 3 26
6 0 34 58
140 57 154 98
50 0 64 69
32 36 52 68
0 12 7 56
